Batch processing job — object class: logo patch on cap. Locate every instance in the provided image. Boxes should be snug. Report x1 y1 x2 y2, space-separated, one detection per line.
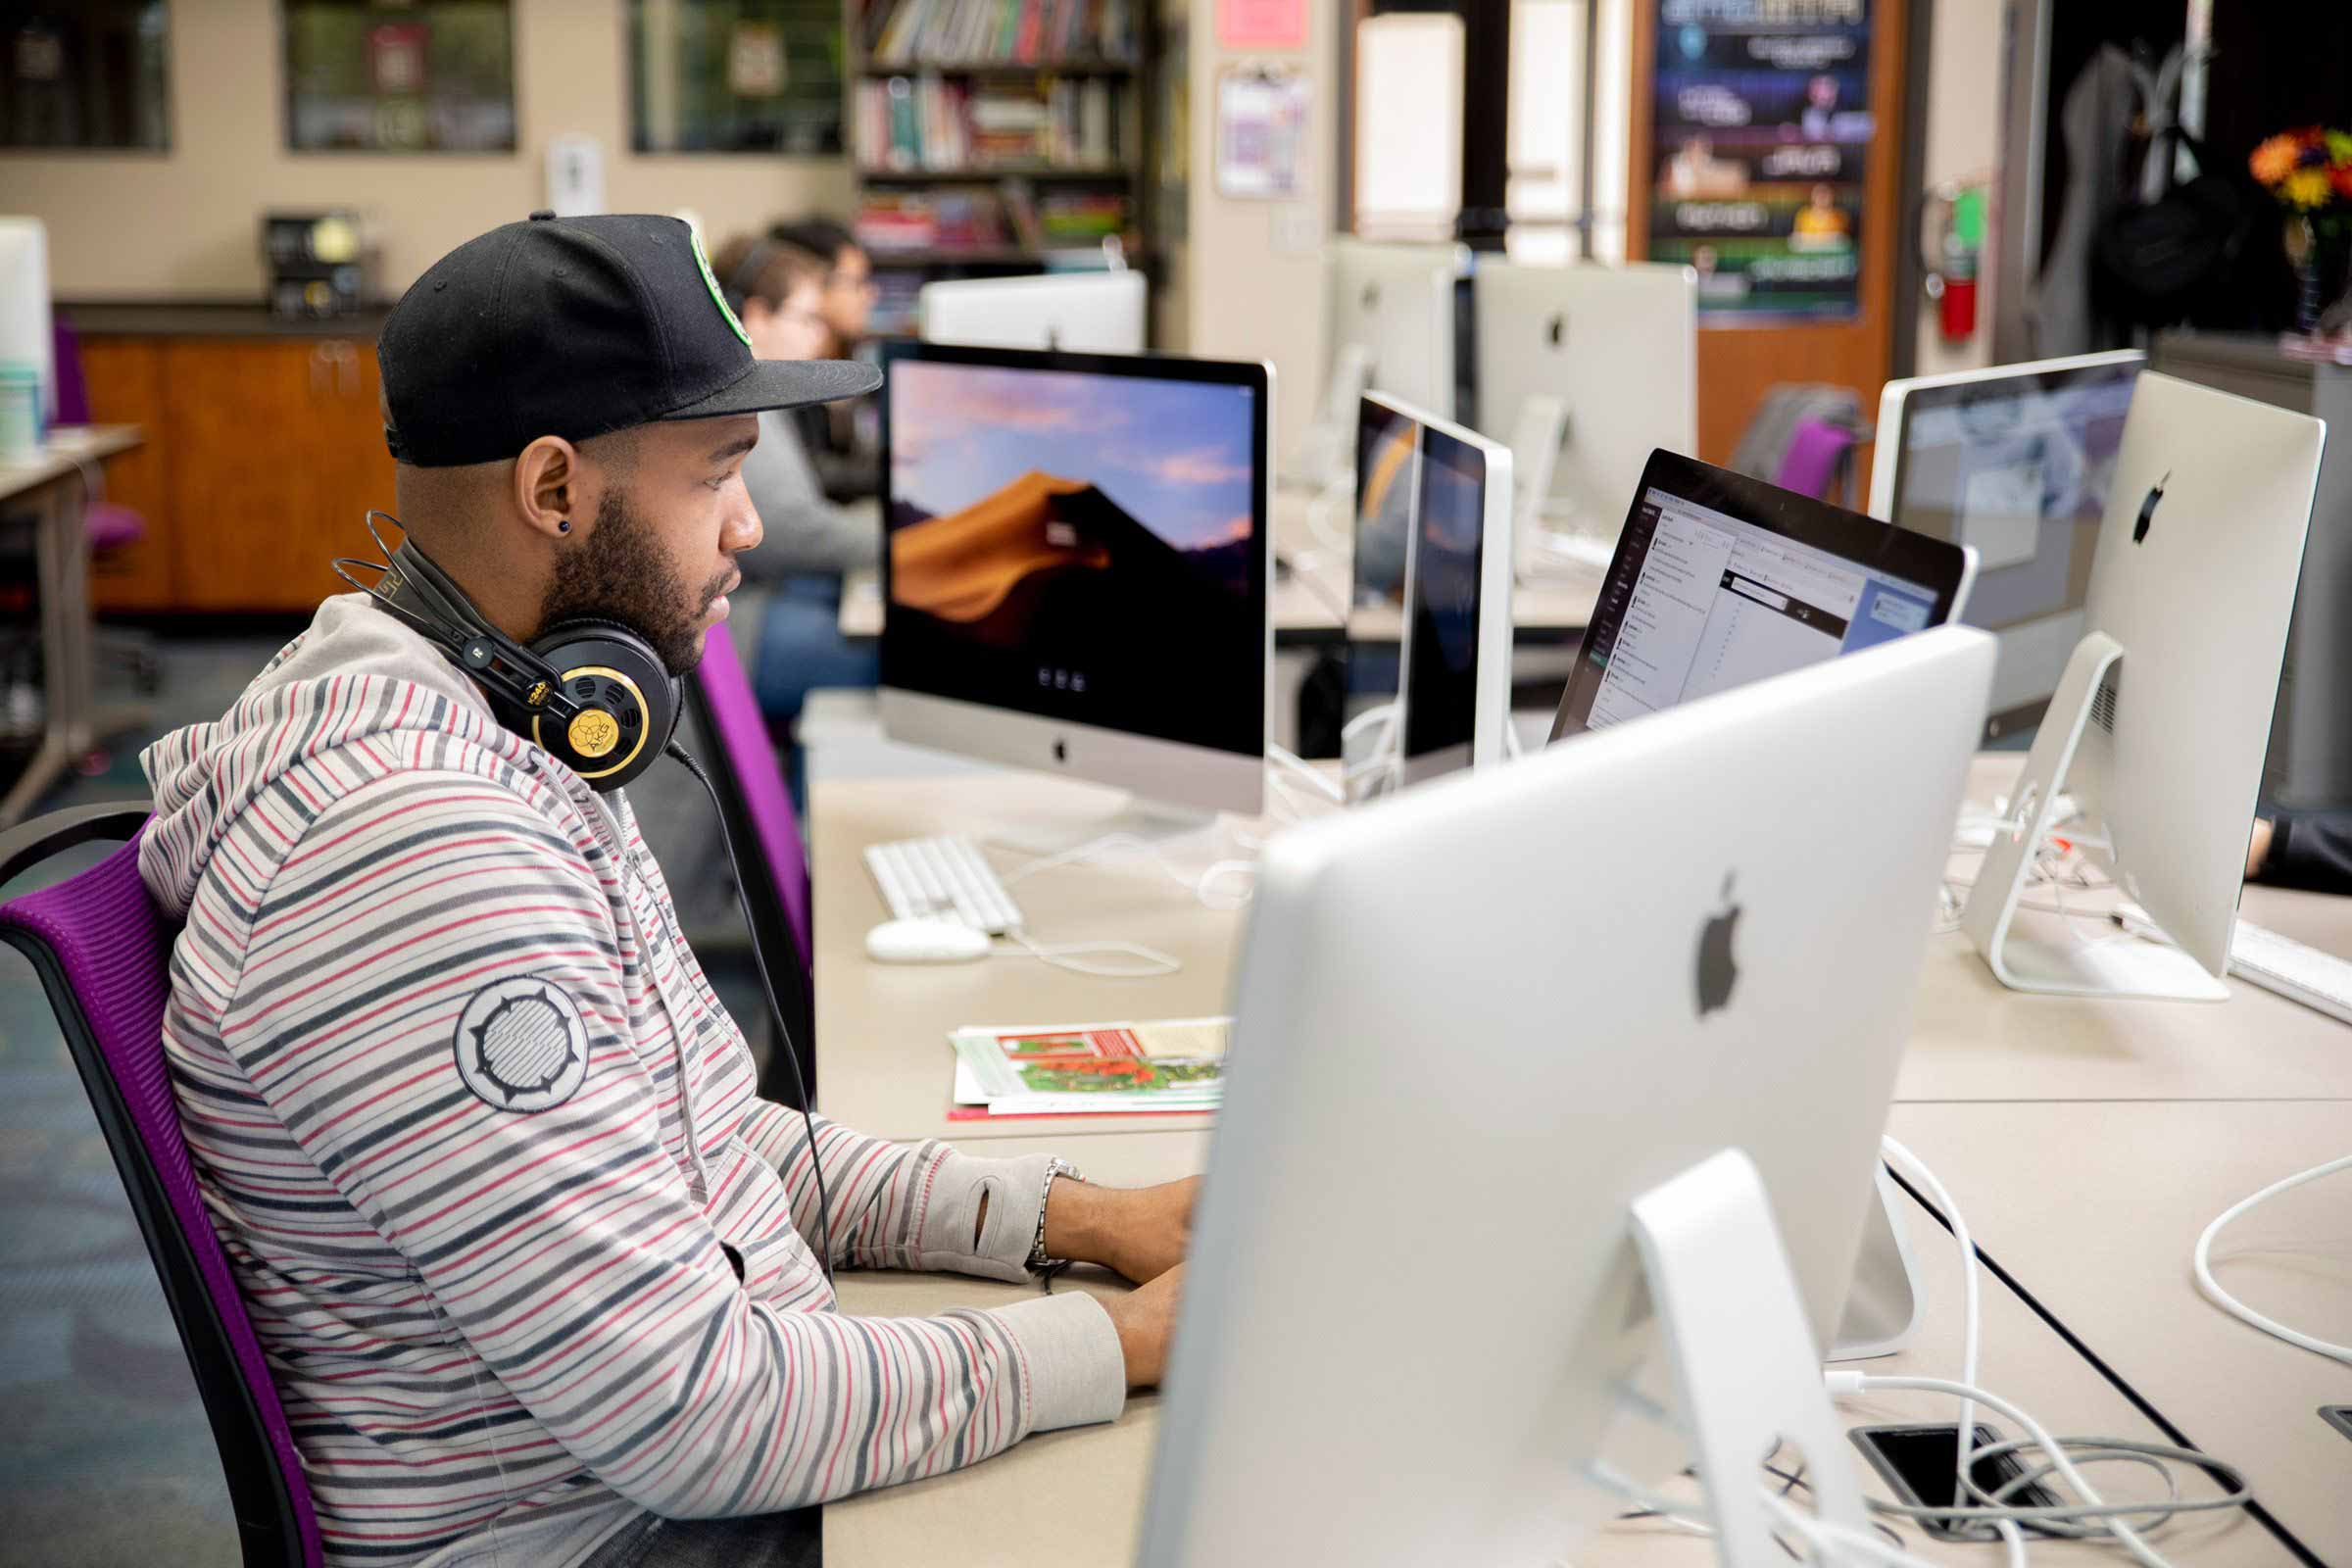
454 977 591 1112
692 229 753 348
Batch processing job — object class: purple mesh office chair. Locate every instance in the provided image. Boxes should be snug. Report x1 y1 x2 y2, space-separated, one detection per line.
685 621 820 1104
0 803 323 1568
1773 416 1861 506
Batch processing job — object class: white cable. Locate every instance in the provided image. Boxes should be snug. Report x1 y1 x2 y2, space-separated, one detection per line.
1876 1137 2020 1567
2193 1152 2352 1362
992 831 1257 912
1342 700 1399 751
1265 741 1346 805
1859 1140 2255 1567
1822 1373 2260 1568
999 928 1183 979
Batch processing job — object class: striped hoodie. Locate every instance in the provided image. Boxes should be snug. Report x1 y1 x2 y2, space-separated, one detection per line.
138 594 1125 1567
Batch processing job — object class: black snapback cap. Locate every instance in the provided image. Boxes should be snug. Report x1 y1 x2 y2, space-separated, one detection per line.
379 211 882 467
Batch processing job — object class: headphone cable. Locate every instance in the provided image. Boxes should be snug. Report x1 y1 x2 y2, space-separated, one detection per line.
667 742 837 1287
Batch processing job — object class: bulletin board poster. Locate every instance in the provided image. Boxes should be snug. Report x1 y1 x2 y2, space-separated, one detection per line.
1647 0 1874 324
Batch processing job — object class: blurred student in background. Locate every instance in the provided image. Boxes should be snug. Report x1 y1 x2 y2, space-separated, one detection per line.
711 233 881 804
767 216 881 501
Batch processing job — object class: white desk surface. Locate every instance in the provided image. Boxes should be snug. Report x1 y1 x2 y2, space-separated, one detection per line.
1890 1099 2352 1563
0 424 141 504
820 1131 2291 1566
834 486 1604 643
812 760 2352 1148
808 743 2349 1565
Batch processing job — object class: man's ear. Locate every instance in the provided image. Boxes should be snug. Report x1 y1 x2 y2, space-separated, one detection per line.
514 435 583 540
738 296 774 332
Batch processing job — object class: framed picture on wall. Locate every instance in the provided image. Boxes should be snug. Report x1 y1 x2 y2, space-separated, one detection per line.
281 0 516 153
627 0 844 156
0 1 171 150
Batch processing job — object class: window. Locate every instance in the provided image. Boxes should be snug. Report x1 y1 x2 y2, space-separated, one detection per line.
281 0 515 153
630 0 844 156
1 2 170 150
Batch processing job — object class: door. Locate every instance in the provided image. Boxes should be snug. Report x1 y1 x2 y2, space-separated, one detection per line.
1625 0 1907 467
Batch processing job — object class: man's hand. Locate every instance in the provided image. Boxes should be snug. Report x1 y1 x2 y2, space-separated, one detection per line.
1042 1175 1199 1286
1098 1262 1185 1389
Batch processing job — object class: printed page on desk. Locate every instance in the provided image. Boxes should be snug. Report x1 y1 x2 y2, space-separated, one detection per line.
951 1018 1228 1115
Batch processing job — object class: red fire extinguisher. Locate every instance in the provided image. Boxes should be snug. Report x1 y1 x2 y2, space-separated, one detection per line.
1924 181 1987 342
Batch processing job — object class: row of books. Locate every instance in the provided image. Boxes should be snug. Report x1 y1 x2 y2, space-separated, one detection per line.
866 0 1137 66
853 184 1134 254
856 74 1120 172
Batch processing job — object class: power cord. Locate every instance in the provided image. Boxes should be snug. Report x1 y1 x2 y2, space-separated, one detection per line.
669 743 835 1285
2193 1152 2352 1362
1852 1138 2258 1567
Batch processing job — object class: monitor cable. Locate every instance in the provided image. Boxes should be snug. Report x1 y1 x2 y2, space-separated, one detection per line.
669 742 835 1286
2192 1152 2352 1363
1838 1138 2257 1568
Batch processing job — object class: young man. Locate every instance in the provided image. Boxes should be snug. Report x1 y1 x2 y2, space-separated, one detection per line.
137 213 1186 1568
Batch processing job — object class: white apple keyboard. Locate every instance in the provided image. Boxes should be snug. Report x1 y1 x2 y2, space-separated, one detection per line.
863 835 1024 936
2225 919 2352 1026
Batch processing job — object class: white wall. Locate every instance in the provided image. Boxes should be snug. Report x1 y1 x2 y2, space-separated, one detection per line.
1 0 852 300
1910 0 2001 377
1182 0 1337 466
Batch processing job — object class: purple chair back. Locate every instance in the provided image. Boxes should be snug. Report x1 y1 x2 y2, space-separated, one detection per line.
0 805 322 1568
686 622 819 1103
1773 416 1858 503
695 622 812 964
51 316 91 425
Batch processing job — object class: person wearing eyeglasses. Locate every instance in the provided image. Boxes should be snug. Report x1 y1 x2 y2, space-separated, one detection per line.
709 234 884 800
767 216 882 502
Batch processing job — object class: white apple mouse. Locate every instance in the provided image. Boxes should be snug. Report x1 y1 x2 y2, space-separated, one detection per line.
864 917 993 964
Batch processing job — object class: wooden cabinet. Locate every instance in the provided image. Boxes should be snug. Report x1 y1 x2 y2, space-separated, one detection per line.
161 339 393 611
76 337 178 612
75 333 396 613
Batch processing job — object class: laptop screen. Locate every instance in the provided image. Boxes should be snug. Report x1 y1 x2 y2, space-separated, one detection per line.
1552 452 1970 740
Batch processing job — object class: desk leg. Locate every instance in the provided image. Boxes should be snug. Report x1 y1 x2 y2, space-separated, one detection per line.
1 480 98 828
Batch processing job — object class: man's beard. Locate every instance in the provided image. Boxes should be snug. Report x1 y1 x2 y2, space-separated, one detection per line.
537 489 731 676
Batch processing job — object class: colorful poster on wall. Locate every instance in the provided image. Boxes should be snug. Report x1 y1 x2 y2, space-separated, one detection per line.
1215 64 1311 199
1646 0 1874 323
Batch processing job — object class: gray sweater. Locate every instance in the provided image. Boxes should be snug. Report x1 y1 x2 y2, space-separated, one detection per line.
740 408 881 581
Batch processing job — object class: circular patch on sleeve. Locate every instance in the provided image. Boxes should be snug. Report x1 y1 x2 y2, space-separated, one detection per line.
453 978 591 1112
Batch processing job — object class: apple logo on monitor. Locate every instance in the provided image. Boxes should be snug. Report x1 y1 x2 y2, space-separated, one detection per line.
1694 872 1740 1016
2133 470 2169 545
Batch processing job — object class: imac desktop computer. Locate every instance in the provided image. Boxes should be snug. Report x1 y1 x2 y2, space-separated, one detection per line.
1550 451 1976 741
1395 402 1515 784
1472 260 1697 562
915 270 1149 355
1962 371 2327 1001
1144 627 1996 1567
1870 349 2143 742
877 341 1271 820
1327 239 1465 421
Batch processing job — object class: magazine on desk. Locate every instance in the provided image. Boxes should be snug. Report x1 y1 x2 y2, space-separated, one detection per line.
950 1016 1228 1116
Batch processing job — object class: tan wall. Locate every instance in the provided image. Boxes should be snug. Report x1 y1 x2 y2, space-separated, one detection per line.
1181 0 1336 466
1 0 853 300
1911 0 2001 378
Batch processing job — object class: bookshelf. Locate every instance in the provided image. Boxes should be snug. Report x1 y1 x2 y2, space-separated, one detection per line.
845 0 1156 337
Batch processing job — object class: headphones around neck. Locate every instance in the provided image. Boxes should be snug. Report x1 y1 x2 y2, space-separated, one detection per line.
334 512 680 792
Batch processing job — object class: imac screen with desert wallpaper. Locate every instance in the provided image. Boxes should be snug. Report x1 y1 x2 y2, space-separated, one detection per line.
877 342 1271 810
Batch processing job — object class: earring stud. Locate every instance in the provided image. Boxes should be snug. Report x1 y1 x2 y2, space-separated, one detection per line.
557 517 571 534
